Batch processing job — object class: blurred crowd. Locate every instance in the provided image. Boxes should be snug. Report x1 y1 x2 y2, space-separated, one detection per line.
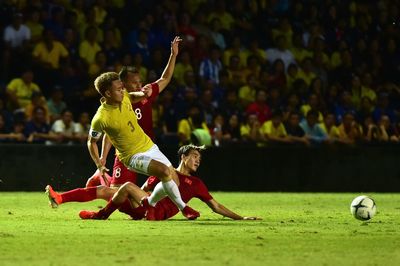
0 0 400 147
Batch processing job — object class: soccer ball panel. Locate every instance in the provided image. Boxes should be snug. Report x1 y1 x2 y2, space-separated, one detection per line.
350 195 377 221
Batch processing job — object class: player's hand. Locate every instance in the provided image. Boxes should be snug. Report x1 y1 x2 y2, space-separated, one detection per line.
141 84 153 98
171 36 182 56
97 165 110 184
243 216 262 220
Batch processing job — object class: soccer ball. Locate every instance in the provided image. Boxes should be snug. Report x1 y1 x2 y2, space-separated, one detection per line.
350 195 377 221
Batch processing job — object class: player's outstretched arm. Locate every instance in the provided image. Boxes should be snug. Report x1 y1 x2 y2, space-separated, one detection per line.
155 36 182 92
206 199 261 220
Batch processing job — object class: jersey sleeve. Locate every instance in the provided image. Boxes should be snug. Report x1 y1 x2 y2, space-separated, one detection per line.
194 178 213 202
146 176 160 190
89 114 104 139
148 82 160 103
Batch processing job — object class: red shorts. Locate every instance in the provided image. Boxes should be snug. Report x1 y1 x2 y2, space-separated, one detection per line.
118 200 146 220
118 199 177 221
110 156 138 186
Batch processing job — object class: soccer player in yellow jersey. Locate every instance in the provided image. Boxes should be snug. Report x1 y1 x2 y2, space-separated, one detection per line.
88 66 199 220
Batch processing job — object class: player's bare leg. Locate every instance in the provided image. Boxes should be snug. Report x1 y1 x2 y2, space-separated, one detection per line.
143 160 200 220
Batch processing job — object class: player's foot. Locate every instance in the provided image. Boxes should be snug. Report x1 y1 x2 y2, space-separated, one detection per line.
79 210 105 220
140 197 156 221
182 205 200 220
45 185 61 208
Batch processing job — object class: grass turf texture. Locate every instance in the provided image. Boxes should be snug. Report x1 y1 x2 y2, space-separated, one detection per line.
0 192 399 266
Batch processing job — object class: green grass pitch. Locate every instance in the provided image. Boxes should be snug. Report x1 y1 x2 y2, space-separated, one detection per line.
1 192 400 266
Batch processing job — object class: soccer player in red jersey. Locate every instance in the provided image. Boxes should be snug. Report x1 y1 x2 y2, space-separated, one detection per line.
77 144 261 221
85 36 182 188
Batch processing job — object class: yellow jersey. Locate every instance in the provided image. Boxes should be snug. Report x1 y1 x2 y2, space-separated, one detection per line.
90 91 153 166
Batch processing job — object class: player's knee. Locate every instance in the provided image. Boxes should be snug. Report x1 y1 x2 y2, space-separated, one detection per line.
156 165 171 181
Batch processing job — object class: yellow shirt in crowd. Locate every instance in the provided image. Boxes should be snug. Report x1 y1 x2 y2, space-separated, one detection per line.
260 120 287 138
33 41 69 69
6 78 41 108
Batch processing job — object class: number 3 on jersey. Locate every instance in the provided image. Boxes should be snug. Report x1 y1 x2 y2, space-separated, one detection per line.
134 108 142 120
127 121 135 132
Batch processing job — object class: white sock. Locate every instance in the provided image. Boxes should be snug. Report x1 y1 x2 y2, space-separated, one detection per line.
147 182 167 207
161 179 186 210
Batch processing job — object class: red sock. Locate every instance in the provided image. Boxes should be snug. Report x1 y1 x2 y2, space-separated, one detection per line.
97 200 119 219
60 187 97 203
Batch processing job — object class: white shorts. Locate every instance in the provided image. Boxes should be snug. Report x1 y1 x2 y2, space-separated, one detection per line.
128 144 172 175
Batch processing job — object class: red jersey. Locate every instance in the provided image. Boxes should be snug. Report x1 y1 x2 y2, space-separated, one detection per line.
119 172 213 220
145 172 213 220
133 82 159 140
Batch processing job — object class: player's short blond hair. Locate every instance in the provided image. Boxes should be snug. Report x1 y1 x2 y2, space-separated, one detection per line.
94 72 119 97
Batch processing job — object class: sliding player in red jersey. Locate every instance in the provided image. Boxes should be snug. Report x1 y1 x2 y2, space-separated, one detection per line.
85 36 181 188
76 144 261 221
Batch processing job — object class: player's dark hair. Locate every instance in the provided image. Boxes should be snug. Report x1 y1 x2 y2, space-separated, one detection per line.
119 66 139 82
178 144 206 162
306 109 319 118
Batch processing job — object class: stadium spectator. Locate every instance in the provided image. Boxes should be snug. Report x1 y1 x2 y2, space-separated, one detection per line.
207 0 234 33
173 50 194 86
300 93 324 123
178 12 197 50
32 29 69 77
246 89 272 124
43 6 65 42
79 26 102 66
238 73 258 108
268 59 287 91
377 115 399 143
24 106 56 144
199 45 223 85
190 112 212 147
320 113 340 140
209 18 226 50
219 89 242 121
49 109 76 144
223 36 247 68
178 105 208 145
24 92 49 122
372 92 396 123
3 13 31 69
74 112 90 143
260 110 289 144
334 90 357 124
25 8 44 44
6 69 41 111
337 113 362 145
266 35 295 71
222 114 242 145
0 113 24 143
300 110 328 144
47 86 67 123
227 55 246 86
240 113 261 144
284 117 306 145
